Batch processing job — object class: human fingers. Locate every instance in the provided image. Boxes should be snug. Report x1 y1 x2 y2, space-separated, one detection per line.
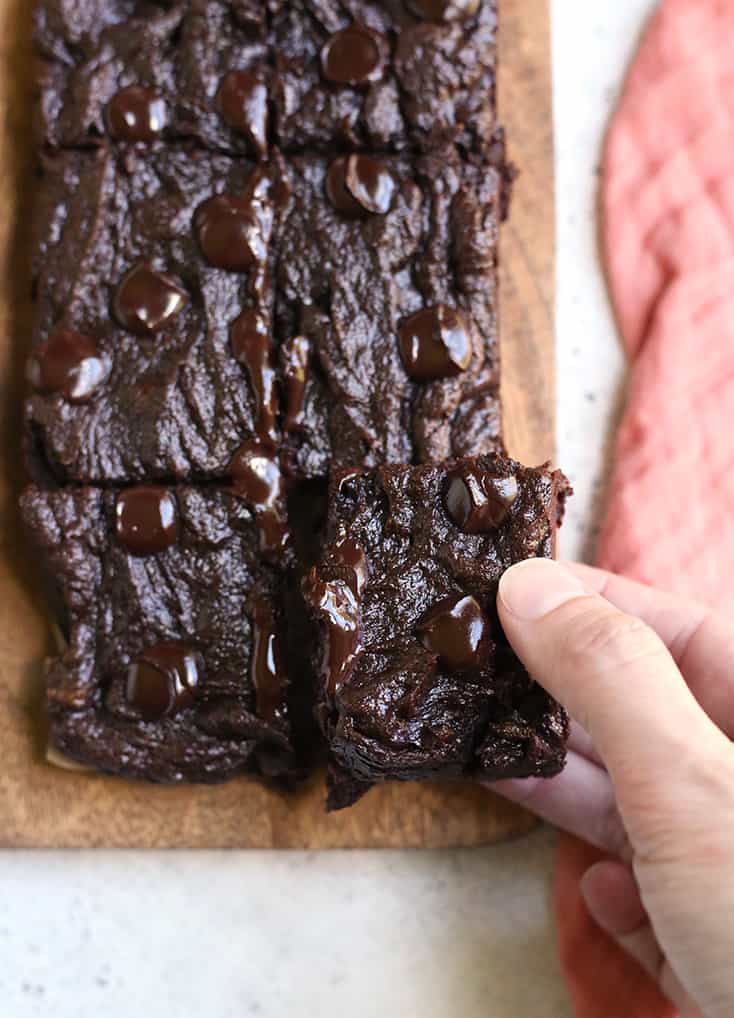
563 563 734 736
496 559 732 843
581 861 700 1017
568 719 603 766
487 750 629 858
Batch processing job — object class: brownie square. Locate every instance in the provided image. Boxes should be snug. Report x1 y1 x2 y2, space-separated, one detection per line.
21 484 296 783
269 0 497 154
25 145 284 484
276 144 503 479
306 455 569 807
36 0 270 156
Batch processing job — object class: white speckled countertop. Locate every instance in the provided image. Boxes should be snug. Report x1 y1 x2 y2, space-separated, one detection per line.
0 3 657 1015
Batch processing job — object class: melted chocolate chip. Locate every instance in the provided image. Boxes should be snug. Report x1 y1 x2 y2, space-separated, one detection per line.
194 168 276 273
217 71 268 156
281 334 310 432
445 467 519 532
126 641 202 720
249 595 286 725
113 264 189 335
326 155 395 217
115 487 179 556
106 86 167 142
417 595 490 670
333 537 368 596
321 24 385 86
230 440 289 558
398 305 473 381
406 0 480 21
194 195 259 272
27 330 109 403
306 572 361 697
230 310 278 444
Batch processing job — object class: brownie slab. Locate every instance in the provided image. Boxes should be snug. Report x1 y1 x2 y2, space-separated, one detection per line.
25 145 284 484
21 484 296 783
276 144 503 479
269 0 497 154
36 0 270 156
306 455 570 807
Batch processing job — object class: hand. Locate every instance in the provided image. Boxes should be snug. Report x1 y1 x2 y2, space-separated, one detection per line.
490 559 734 1018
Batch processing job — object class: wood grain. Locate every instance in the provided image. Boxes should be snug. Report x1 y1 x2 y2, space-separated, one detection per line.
0 0 554 848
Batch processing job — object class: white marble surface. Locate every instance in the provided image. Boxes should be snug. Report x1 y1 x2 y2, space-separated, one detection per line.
0 3 658 1016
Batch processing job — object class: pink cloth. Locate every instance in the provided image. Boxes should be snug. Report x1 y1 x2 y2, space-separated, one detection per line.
556 1 734 1014
597 0 734 616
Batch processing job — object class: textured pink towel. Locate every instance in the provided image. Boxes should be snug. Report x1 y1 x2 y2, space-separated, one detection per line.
597 0 734 615
556 0 734 1014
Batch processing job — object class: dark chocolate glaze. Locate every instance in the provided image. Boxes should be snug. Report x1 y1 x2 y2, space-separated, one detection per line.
326 155 395 217
230 310 278 444
106 85 167 142
407 0 481 22
249 595 287 726
216 71 268 156
113 264 188 336
27 330 109 404
230 441 290 559
320 25 385 86
281 335 310 433
306 573 361 699
398 306 472 381
445 466 519 533
115 487 179 556
417 594 490 670
126 641 201 721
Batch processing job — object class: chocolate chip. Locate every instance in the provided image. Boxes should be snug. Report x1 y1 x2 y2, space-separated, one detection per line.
417 595 490 670
281 334 310 432
445 467 519 532
305 572 361 697
398 305 472 381
326 155 395 217
406 0 480 21
216 71 268 156
126 642 202 720
194 194 265 272
115 487 179 556
333 537 368 596
106 86 167 142
321 24 385 86
249 595 286 725
229 440 289 558
230 310 278 444
113 264 189 335
27 330 109 403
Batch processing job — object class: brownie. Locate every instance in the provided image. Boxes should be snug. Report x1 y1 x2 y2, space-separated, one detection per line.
276 144 503 479
269 0 497 154
25 144 286 484
36 0 271 156
21 484 296 783
306 455 570 808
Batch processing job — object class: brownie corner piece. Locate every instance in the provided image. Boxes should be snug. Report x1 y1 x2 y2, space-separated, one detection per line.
35 0 269 154
270 0 497 154
306 455 569 806
20 483 298 784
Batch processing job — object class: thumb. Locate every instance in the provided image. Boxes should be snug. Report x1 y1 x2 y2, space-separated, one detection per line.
497 559 731 836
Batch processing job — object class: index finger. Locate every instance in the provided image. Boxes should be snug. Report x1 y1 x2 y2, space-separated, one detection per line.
564 563 734 737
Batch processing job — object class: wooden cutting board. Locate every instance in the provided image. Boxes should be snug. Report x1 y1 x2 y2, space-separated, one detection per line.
0 0 554 848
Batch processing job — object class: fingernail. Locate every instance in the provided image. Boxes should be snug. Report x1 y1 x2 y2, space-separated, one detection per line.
499 559 588 621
